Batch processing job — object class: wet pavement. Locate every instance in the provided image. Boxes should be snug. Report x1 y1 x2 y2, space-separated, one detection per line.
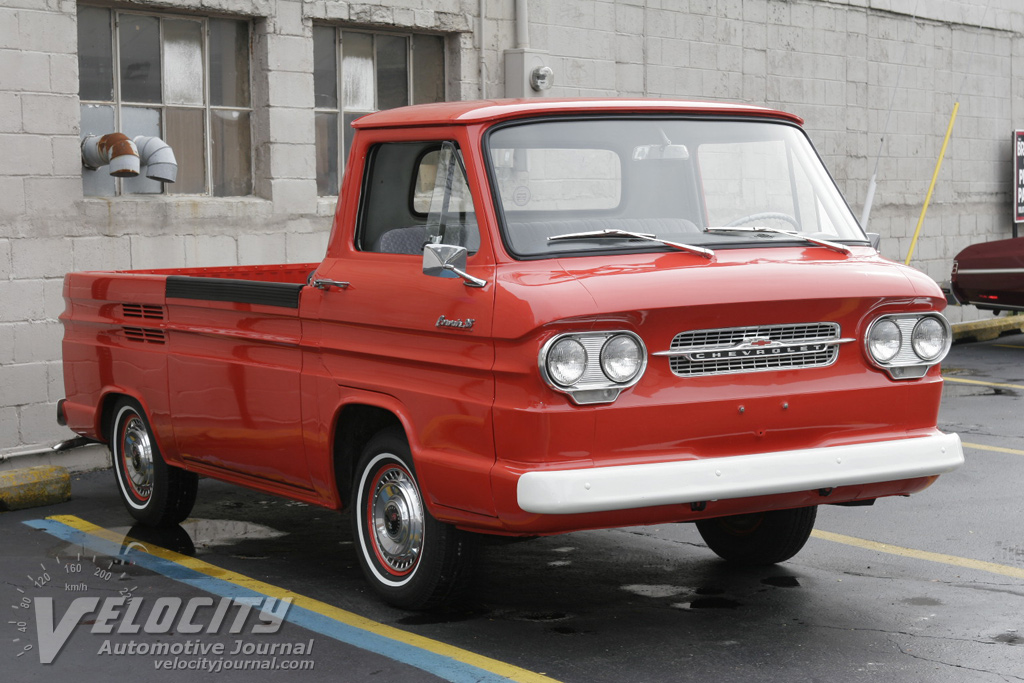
2 332 1023 682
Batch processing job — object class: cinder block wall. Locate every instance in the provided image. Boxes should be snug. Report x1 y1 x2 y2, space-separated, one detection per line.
1 0 1021 451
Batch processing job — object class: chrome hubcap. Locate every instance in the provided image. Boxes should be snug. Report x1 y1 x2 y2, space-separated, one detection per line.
370 466 424 573
122 417 154 500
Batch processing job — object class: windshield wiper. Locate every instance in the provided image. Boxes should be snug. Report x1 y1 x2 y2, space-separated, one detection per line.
704 226 851 256
548 229 714 259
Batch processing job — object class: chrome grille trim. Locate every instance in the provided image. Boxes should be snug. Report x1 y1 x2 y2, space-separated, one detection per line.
659 322 848 377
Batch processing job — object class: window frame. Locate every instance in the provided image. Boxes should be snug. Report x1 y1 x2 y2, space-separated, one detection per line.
313 26 447 197
78 6 254 197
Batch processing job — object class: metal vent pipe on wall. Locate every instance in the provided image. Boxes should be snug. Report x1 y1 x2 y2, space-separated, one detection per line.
81 133 178 183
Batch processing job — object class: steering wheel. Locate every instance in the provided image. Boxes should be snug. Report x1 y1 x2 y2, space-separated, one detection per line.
725 212 801 230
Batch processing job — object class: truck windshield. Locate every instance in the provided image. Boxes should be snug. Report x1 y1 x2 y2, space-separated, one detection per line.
485 117 866 258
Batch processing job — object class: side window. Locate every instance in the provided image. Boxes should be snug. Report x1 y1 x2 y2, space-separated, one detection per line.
359 142 479 256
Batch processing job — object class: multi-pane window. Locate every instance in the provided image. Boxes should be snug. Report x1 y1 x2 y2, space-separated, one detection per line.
313 27 446 195
77 6 253 197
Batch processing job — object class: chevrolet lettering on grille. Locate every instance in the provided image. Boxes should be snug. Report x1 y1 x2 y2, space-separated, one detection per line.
684 338 834 361
655 323 855 377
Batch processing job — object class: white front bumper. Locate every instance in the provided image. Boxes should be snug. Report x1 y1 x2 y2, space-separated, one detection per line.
516 432 964 515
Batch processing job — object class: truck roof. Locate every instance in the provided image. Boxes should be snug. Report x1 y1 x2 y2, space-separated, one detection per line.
351 98 804 129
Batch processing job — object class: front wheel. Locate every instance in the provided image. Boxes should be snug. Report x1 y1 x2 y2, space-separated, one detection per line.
110 398 198 527
351 428 474 610
695 506 817 565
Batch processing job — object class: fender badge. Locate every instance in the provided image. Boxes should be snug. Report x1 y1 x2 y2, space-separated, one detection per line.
436 315 475 330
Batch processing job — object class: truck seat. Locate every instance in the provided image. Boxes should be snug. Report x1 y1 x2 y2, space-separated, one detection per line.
372 224 480 255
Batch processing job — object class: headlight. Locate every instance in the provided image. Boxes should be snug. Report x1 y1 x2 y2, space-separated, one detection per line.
864 313 950 379
546 338 587 386
600 334 643 383
539 331 647 404
867 319 901 363
911 317 946 361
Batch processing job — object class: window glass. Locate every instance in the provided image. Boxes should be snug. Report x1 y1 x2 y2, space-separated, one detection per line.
164 20 204 106
119 15 161 103
375 35 408 111
211 110 251 197
487 118 864 258
359 142 477 256
313 26 337 109
492 148 621 213
78 7 113 101
315 112 339 195
413 150 440 213
209 19 250 108
700 140 794 227
341 32 374 111
165 108 206 194
412 35 445 105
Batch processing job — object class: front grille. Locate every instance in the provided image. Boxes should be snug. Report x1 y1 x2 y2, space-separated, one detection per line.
666 322 842 377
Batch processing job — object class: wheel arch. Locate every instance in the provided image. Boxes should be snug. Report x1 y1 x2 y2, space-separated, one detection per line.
98 389 147 442
332 403 405 511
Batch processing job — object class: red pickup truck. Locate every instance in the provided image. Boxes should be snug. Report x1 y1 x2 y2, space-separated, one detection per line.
60 99 963 609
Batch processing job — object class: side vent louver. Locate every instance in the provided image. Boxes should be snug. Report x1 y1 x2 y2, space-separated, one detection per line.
122 303 165 320
123 327 167 345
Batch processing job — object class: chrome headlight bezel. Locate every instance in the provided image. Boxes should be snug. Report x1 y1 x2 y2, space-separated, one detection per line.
539 331 648 404
864 313 951 379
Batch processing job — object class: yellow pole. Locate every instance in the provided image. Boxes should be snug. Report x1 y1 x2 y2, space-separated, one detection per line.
905 101 959 265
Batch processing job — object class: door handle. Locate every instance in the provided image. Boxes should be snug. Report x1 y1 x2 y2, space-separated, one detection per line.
312 279 350 290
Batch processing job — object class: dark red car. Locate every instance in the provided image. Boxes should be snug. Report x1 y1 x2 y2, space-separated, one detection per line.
951 236 1024 312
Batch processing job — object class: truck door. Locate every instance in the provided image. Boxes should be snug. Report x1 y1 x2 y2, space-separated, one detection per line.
308 138 498 516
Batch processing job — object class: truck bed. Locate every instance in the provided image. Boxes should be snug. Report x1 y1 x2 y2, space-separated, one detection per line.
60 262 320 454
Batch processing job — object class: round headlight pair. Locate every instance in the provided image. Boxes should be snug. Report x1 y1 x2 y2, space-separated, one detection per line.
545 333 645 388
866 314 949 367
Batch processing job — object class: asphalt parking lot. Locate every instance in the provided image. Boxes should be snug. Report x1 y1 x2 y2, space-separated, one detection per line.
2 332 1022 682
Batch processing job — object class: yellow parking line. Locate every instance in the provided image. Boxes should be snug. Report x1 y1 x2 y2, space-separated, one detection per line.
812 530 1024 581
942 376 1024 390
962 442 1024 456
47 515 557 683
993 344 1024 349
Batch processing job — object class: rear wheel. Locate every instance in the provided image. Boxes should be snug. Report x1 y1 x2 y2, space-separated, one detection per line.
110 398 197 527
351 428 474 610
696 506 817 565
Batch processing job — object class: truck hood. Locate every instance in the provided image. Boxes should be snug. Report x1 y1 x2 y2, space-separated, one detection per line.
493 246 944 340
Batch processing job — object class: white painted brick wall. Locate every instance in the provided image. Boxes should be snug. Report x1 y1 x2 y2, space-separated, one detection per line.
2 0 1023 451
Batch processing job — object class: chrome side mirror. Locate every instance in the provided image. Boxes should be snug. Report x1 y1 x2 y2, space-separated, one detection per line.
423 243 486 288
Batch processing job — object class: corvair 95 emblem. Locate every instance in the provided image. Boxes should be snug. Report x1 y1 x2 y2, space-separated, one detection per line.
436 315 475 330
